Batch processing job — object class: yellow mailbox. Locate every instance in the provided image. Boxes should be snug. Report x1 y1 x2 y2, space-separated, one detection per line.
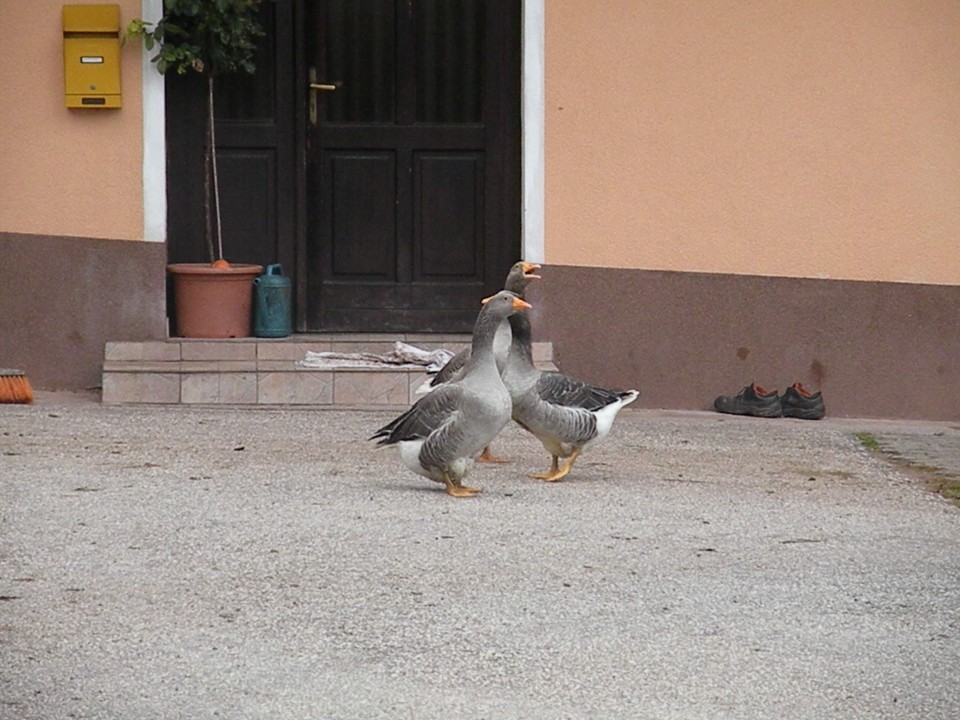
63 4 121 108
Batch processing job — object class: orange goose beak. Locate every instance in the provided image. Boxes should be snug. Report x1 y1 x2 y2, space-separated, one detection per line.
481 294 533 311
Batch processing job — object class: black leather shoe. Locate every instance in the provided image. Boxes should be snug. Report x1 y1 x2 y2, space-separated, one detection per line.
781 382 825 420
714 383 782 418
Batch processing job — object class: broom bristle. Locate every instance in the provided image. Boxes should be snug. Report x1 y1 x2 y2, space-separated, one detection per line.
0 371 34 404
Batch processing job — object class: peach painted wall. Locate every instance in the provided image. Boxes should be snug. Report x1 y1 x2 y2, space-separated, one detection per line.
544 1 960 285
0 1 143 241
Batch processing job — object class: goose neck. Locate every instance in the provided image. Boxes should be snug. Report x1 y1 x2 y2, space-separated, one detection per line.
508 312 535 365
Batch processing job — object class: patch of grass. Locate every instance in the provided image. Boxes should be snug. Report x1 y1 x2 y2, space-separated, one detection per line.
930 478 960 501
854 431 960 508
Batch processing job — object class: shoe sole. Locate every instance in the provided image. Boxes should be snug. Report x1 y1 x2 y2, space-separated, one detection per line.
716 405 782 418
782 408 825 420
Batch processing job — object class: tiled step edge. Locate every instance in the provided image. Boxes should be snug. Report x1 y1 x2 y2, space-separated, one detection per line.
102 340 557 407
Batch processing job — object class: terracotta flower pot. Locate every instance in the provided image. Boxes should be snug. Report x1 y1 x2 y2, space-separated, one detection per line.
168 263 264 338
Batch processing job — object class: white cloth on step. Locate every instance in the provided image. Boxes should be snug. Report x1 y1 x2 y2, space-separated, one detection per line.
296 342 454 372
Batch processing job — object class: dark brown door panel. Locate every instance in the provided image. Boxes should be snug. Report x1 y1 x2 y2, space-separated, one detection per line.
304 0 519 332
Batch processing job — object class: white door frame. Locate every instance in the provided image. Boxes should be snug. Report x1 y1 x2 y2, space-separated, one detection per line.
141 0 166 244
522 0 545 264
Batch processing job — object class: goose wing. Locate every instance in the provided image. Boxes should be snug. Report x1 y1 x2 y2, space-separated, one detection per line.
536 372 630 411
370 384 464 446
428 347 470 387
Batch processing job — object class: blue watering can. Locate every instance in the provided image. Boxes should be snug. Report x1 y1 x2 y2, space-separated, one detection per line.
253 264 292 338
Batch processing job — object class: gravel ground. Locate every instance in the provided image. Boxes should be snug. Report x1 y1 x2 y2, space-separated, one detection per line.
1 396 958 719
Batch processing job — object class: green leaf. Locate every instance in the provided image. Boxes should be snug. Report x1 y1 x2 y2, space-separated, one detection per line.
129 0 263 77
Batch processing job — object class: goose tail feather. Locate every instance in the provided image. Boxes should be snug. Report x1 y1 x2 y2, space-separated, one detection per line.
620 389 640 407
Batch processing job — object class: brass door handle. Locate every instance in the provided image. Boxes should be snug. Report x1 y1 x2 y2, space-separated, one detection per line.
308 67 339 125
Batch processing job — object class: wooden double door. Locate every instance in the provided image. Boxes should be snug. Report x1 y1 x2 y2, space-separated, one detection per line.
166 0 521 333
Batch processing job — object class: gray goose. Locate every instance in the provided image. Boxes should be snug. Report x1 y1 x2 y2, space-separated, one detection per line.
420 261 541 463
370 291 532 497
501 310 639 482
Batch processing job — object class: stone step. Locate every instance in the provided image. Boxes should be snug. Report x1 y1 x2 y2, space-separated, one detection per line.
101 335 556 408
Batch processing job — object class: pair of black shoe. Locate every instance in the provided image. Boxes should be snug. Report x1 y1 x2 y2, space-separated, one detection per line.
714 382 825 420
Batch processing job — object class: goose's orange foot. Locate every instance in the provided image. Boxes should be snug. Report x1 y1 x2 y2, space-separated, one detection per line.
532 466 571 482
530 451 580 483
477 445 510 464
444 476 482 498
529 456 561 481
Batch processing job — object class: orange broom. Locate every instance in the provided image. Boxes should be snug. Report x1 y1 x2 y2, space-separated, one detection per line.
0 369 34 404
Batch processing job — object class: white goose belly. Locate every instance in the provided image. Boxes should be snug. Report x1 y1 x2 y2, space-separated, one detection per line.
397 439 475 484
